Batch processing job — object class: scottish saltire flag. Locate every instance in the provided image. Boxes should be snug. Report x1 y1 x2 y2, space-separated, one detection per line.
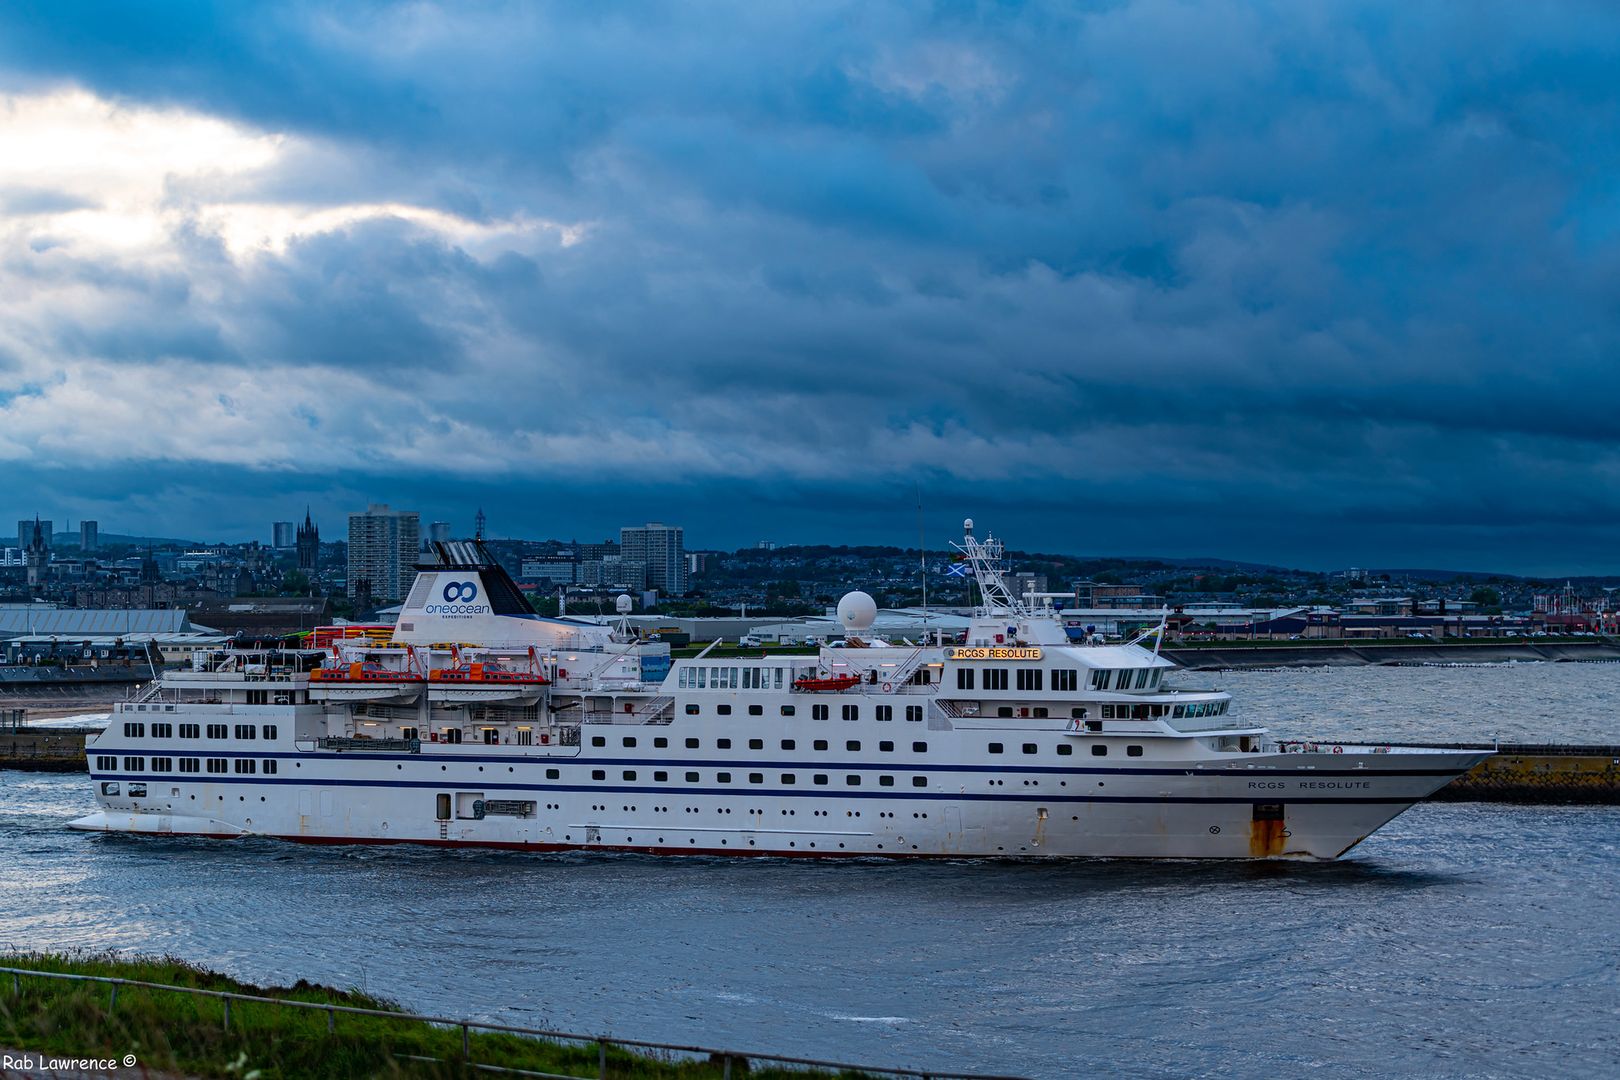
945 562 972 578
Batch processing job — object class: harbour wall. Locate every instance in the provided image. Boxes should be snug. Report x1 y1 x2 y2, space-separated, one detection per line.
3 726 1617 803
1163 641 1620 670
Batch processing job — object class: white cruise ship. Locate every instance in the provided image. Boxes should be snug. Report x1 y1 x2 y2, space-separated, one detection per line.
72 522 1489 860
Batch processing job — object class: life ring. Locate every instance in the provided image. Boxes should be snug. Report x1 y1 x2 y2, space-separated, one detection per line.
1332 745 1343 755
881 682 893 693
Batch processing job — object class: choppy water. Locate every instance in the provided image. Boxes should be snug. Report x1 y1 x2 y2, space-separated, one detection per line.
3 664 1618 1079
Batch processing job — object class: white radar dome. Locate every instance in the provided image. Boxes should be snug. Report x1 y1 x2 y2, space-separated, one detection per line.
615 593 634 615
837 591 878 633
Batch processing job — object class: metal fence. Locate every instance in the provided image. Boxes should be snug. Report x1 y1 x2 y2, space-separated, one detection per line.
0 964 1025 1080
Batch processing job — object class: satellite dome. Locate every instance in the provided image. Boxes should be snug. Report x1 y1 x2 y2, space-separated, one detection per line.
615 593 634 615
836 591 878 632
963 517 974 535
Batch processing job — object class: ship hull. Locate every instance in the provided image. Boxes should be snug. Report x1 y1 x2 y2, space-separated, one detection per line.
72 747 1487 860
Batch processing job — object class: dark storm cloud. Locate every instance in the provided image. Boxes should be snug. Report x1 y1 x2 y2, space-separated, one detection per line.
1 1 1619 570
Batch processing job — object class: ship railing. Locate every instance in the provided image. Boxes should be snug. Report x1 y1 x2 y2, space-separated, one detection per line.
317 736 422 753
0 964 1023 1080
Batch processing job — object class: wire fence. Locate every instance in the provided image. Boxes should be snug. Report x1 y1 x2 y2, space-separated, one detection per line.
0 964 1025 1080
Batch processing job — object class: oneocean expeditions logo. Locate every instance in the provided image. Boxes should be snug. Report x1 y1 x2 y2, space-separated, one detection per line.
443 581 479 603
425 578 490 617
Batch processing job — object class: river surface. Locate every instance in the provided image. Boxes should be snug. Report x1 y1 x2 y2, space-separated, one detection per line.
2 664 1617 1079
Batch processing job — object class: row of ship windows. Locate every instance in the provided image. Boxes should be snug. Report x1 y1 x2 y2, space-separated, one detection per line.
586 769 930 787
592 734 933 753
120 723 279 740
681 703 927 721
954 668 1163 692
96 756 279 775
1099 702 1229 719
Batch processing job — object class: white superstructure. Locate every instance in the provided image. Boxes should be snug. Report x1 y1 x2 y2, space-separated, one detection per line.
72 525 1489 860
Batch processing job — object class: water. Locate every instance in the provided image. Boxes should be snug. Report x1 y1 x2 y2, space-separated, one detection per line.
3 665 1618 1079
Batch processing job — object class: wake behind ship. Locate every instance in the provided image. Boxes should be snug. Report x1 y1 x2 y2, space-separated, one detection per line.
72 521 1489 859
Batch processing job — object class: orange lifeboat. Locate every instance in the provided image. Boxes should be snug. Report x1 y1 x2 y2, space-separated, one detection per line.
793 674 861 692
430 661 549 686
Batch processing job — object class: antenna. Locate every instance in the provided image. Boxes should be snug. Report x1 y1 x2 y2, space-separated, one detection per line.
916 482 928 629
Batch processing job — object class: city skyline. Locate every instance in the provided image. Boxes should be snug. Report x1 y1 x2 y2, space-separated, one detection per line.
1 4 1618 574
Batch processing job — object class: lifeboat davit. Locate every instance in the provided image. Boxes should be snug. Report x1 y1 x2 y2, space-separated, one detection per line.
428 662 548 705
308 661 425 703
793 674 861 692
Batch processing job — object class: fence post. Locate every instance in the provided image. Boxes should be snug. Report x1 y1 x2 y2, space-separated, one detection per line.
327 1006 335 1033
597 1039 607 1079
109 984 118 1011
223 997 231 1031
723 1055 732 1080
461 1022 470 1061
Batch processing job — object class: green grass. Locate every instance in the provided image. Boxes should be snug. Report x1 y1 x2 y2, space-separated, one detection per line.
0 951 874 1080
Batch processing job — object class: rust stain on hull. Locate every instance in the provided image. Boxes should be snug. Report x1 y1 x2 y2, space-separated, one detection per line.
1249 818 1287 857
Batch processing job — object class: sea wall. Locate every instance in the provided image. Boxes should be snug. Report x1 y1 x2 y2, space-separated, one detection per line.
1163 641 1620 670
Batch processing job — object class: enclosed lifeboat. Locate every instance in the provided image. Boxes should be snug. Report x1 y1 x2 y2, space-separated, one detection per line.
307 660 425 703
427 660 548 706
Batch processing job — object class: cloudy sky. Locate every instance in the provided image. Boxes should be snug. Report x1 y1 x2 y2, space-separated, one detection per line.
0 1 1616 573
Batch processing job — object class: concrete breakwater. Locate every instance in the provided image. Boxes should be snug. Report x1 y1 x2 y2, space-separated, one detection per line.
4 727 1617 804
1163 640 1620 670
